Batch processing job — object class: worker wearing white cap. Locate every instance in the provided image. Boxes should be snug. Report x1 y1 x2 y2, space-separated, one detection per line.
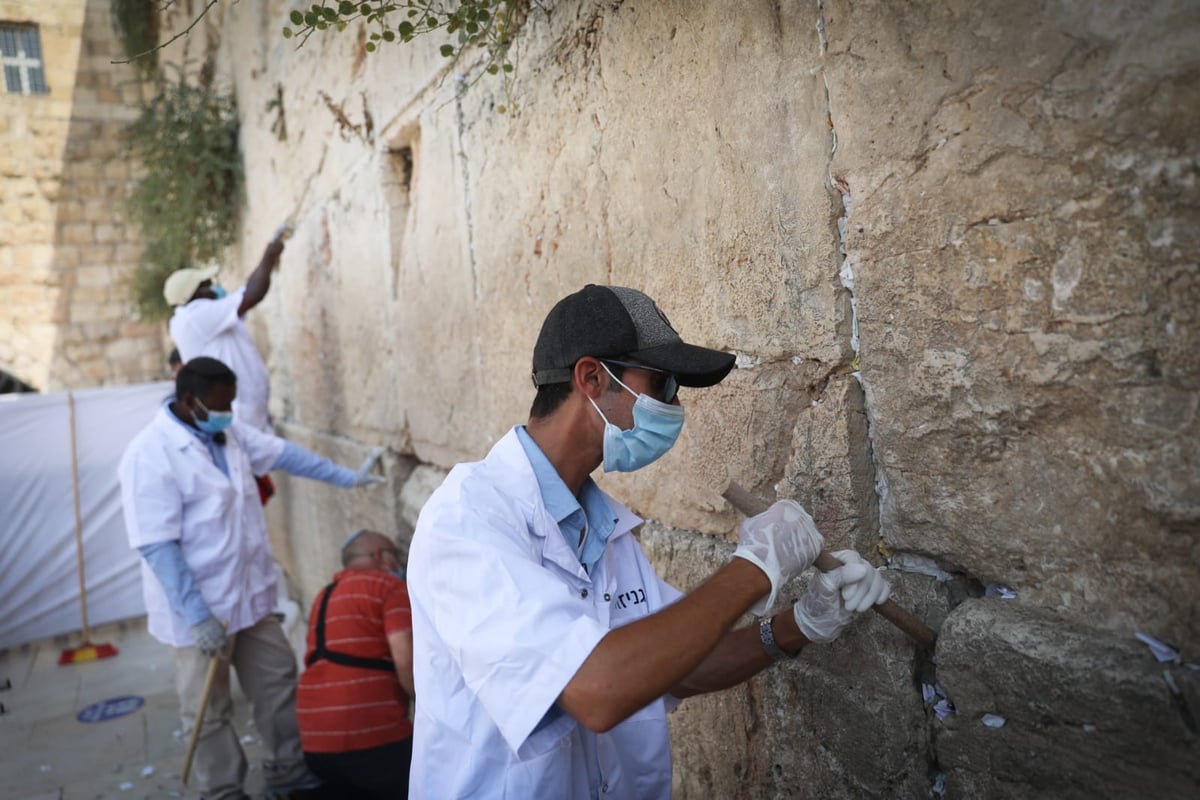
165 228 290 436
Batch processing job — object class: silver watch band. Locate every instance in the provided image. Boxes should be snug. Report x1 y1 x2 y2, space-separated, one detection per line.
759 614 800 662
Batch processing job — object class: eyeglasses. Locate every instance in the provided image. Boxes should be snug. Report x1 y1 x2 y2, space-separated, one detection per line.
600 359 679 403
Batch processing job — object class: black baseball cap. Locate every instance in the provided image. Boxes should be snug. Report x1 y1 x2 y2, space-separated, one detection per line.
531 285 736 389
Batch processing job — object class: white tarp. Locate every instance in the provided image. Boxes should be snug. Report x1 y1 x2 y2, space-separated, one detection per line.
0 382 170 649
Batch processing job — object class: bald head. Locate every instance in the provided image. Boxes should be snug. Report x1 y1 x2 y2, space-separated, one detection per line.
341 530 400 570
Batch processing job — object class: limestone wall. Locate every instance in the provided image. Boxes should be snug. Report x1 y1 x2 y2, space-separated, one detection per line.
180 1 1197 796
0 0 165 392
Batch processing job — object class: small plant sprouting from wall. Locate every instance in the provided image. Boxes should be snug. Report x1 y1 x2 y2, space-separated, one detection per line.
123 64 243 321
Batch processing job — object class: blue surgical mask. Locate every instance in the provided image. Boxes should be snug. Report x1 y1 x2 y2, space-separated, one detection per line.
194 398 233 435
210 284 228 300
589 364 685 472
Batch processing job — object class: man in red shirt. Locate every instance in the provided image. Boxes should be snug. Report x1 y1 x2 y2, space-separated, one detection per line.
296 529 414 798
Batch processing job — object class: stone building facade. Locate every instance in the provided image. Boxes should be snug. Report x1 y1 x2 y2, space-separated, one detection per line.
47 0 1200 797
0 0 165 392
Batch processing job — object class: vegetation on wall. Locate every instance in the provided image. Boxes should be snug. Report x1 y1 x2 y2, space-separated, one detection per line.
284 1 540 109
122 65 243 321
110 0 159 81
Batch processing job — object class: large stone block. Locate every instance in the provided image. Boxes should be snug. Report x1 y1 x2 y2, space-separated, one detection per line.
820 0 1200 643
936 599 1198 799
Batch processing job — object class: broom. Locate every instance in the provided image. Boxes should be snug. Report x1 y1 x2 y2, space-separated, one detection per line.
59 392 118 665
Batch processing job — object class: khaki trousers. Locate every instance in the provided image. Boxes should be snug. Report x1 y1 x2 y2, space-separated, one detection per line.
173 614 308 800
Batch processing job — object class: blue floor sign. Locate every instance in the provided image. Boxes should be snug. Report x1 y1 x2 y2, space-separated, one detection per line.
77 695 145 723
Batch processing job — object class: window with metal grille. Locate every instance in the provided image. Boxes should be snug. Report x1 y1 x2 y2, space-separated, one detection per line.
0 24 48 95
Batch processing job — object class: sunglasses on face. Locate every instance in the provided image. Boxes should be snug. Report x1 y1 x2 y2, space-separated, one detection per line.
600 359 680 403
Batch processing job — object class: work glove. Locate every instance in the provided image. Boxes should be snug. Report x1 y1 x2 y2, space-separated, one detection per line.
352 447 386 487
792 550 891 643
190 616 228 657
732 499 824 617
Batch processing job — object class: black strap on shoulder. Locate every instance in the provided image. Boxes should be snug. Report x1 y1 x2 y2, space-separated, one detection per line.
305 580 396 672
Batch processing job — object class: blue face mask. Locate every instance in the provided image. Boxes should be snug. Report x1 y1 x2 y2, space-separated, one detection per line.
589 364 685 472
210 283 228 300
194 398 233 435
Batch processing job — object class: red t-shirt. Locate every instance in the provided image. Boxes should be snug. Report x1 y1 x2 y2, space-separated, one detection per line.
297 568 413 753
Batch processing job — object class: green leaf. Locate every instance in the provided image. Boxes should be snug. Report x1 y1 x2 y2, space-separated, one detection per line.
322 6 338 20
290 10 304 24
398 21 413 35
382 29 395 41
502 63 513 72
282 26 293 38
440 43 454 56
304 10 319 25
339 0 356 14
366 41 377 51
486 64 498 74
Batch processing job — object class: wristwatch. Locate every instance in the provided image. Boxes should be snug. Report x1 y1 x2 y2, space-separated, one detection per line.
759 614 802 662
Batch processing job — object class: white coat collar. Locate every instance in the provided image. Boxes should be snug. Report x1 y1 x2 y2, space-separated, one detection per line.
488 426 643 546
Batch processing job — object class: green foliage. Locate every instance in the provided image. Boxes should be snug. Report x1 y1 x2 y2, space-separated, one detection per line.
110 0 160 81
123 66 243 321
283 1 528 101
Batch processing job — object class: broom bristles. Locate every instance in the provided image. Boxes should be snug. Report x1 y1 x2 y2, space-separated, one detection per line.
58 640 119 665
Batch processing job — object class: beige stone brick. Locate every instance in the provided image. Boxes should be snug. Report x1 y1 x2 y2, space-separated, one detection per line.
76 265 112 287
94 223 121 243
53 247 81 268
61 223 93 246
68 301 108 323
14 245 54 269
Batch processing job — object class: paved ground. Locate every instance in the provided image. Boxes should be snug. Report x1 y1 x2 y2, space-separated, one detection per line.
0 616 300 800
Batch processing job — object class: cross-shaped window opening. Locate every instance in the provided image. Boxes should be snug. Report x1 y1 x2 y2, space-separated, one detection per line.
1 24 48 95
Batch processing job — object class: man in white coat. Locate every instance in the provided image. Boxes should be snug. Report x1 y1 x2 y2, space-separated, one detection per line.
119 356 385 800
165 231 288 436
407 285 892 799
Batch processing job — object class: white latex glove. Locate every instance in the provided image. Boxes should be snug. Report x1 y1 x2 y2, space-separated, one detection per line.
190 616 228 657
792 550 890 643
831 549 891 612
731 499 824 617
353 447 386 487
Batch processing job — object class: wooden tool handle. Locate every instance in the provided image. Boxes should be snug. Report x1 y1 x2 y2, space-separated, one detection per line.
723 481 937 652
182 627 226 786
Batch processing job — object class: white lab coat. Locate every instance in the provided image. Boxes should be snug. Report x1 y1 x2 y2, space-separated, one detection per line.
169 286 272 433
118 406 285 646
407 427 682 800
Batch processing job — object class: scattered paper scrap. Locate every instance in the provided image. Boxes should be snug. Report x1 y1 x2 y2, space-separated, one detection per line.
982 714 1007 728
922 682 956 719
984 584 1017 599
1082 723 1097 733
889 553 953 582
932 772 946 797
119 782 134 791
39 764 51 773
1135 632 1180 663
141 765 155 777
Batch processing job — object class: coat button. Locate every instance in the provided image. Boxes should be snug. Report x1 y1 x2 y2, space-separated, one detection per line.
581 588 588 598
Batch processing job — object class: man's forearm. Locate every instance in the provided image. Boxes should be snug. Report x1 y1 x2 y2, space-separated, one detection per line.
559 558 770 732
238 240 283 315
672 613 811 698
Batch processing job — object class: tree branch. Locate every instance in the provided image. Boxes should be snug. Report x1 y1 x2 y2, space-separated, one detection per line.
111 0 219 65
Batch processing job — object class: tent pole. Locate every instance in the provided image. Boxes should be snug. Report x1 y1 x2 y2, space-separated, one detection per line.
68 392 90 641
